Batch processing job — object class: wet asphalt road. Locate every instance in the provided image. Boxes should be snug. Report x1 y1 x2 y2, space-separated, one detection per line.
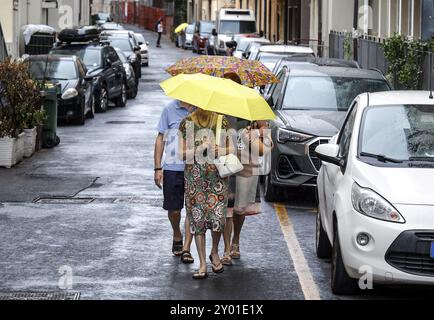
0 27 433 300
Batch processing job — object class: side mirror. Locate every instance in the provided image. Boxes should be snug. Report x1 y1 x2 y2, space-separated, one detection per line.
242 52 247 58
315 144 342 167
135 46 141 51
138 42 143 45
84 75 94 82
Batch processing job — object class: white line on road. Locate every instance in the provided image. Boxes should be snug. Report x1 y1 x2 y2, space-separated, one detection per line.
274 203 321 300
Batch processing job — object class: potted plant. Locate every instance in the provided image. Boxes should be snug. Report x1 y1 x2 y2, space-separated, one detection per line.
0 58 43 167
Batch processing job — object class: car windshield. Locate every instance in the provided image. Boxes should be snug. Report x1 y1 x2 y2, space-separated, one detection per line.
186 24 195 34
29 60 77 80
219 21 256 34
282 76 390 111
134 34 145 43
107 38 132 52
52 48 101 68
115 49 127 63
238 39 262 51
360 105 434 162
200 22 214 33
258 53 289 70
98 13 110 21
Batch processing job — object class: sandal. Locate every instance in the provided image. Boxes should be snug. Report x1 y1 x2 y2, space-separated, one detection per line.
209 255 224 274
230 244 240 259
221 255 233 266
192 271 208 280
172 240 183 256
181 251 194 264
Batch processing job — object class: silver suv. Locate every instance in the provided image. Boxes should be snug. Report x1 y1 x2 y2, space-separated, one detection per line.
263 61 391 202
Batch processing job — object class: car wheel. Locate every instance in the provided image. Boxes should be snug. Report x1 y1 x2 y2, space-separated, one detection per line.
264 172 282 202
95 86 108 113
316 208 332 259
75 98 86 126
115 82 127 108
331 227 358 295
127 83 138 99
86 95 95 119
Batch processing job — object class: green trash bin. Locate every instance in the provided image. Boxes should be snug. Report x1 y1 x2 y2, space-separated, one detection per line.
41 83 61 148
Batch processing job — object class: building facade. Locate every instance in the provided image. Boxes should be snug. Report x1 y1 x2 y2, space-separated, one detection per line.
309 0 429 57
92 0 112 14
0 0 91 57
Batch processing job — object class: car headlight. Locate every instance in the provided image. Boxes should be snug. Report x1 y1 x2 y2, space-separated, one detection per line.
277 128 313 143
124 64 132 78
61 88 78 100
351 183 405 223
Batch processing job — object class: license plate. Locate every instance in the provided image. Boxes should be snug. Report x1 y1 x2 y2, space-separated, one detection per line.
431 243 434 259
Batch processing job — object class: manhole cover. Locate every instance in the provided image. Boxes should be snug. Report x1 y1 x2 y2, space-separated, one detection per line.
0 292 80 300
105 121 146 124
34 197 95 204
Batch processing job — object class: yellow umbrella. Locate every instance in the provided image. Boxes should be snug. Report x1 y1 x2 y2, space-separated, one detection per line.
160 73 276 121
174 23 189 33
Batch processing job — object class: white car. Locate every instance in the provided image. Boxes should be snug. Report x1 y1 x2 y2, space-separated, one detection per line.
233 37 270 59
315 91 434 294
134 33 149 67
249 45 315 70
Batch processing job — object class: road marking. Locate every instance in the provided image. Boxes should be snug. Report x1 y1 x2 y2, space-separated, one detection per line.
274 203 321 300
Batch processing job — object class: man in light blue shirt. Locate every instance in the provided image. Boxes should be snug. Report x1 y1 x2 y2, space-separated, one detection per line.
154 99 195 262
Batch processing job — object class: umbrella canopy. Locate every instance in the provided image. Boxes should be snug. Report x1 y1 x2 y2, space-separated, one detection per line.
166 56 279 88
160 73 276 121
174 23 189 33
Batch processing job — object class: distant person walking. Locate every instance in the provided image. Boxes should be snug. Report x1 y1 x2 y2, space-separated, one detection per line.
156 19 163 48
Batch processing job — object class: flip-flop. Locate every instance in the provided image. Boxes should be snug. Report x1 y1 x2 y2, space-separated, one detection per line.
230 244 240 259
172 240 183 256
209 255 224 274
192 271 208 280
180 251 194 264
221 255 233 266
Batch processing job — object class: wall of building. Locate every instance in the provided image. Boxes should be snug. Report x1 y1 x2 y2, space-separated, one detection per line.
0 0 91 57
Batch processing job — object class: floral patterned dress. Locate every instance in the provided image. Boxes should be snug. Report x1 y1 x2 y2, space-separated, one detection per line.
179 115 229 235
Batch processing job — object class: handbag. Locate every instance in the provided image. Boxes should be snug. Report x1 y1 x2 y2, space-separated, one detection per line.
212 115 244 178
214 153 244 178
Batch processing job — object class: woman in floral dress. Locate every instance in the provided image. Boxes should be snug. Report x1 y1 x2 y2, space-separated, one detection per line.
179 108 233 279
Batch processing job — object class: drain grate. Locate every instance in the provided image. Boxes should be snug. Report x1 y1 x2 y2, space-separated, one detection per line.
34 197 95 204
105 121 146 124
0 292 80 300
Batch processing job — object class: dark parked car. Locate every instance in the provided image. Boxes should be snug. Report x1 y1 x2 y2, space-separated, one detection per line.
114 47 138 99
101 36 142 80
262 61 392 201
50 42 127 112
92 12 112 25
192 20 215 54
27 55 94 125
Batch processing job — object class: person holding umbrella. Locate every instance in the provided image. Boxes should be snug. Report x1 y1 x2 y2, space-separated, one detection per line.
178 109 233 279
160 73 275 279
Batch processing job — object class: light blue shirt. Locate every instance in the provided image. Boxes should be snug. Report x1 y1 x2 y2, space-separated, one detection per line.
157 100 190 172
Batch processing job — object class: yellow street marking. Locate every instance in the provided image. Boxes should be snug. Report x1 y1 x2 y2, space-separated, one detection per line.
274 203 321 300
